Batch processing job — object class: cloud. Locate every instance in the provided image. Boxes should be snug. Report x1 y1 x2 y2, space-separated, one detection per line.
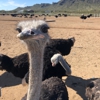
8 0 26 7
1 0 26 7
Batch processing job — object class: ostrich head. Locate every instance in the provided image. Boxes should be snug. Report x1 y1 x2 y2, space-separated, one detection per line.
51 53 71 76
51 53 61 66
17 20 50 50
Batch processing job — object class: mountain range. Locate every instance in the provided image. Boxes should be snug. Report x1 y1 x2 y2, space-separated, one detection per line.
15 0 100 13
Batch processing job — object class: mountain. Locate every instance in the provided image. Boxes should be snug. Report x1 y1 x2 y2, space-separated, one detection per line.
14 0 100 13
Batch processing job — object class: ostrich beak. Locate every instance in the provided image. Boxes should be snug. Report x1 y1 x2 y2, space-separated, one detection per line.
51 62 56 67
17 30 31 40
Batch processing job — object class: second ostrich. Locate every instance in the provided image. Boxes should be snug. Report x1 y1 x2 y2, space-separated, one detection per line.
0 37 75 79
17 20 69 100
22 53 71 85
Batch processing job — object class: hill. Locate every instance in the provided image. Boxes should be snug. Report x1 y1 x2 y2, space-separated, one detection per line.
14 0 100 13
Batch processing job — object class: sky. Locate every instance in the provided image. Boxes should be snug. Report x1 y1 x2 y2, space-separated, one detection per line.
0 0 59 11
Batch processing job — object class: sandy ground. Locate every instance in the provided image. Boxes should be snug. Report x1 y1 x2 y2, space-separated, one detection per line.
0 15 100 100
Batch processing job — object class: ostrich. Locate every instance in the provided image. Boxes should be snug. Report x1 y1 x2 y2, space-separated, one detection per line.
85 78 100 100
55 15 58 18
87 14 92 18
22 53 71 85
17 20 69 100
0 41 1 46
0 37 75 79
22 77 69 100
0 53 29 78
42 37 74 81
80 14 87 22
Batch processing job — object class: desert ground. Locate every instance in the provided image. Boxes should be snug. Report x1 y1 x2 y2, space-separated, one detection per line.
0 15 100 100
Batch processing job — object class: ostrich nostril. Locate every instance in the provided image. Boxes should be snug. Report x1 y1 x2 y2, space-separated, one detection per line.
31 31 35 35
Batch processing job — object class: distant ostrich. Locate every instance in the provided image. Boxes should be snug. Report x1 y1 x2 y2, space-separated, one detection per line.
0 37 75 79
55 15 58 18
11 14 17 17
29 14 34 18
85 78 100 100
17 20 69 100
80 14 87 21
58 14 62 17
62 14 67 17
0 41 1 46
35 16 38 19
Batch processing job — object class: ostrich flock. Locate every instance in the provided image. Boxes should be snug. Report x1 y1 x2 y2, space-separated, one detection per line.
0 18 100 100
0 13 93 20
0 13 68 19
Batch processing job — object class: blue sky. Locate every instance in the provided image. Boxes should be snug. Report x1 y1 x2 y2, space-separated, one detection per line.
0 0 59 11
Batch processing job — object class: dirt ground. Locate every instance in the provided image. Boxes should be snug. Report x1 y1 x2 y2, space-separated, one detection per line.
0 15 100 100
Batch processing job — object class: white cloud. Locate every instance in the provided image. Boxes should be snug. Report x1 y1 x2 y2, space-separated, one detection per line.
8 0 26 7
0 0 26 8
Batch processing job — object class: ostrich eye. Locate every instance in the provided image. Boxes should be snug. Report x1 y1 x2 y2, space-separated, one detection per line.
41 25 49 33
16 28 22 33
31 31 35 35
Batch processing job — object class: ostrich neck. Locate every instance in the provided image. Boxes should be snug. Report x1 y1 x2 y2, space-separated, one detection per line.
27 44 44 100
59 56 71 75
